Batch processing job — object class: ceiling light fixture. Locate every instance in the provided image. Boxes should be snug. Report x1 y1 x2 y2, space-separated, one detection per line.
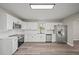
29 3 55 9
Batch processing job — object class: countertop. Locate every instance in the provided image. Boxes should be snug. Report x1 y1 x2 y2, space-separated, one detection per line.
0 29 24 39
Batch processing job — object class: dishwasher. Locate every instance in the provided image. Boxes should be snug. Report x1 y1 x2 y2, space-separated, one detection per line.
46 34 52 43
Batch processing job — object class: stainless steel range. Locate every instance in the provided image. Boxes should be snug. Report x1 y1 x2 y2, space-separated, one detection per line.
18 35 24 47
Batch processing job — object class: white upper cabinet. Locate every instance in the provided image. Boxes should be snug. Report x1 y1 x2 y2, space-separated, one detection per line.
7 14 13 30
23 22 38 30
7 14 22 30
21 22 26 30
22 22 62 31
0 9 23 32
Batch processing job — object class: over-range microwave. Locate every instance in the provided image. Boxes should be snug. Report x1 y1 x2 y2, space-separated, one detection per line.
13 22 21 29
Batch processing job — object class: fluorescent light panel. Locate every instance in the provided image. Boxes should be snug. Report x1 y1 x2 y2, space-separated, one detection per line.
30 3 55 9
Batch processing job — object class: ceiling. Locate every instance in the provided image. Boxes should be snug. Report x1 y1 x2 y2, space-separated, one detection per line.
0 3 79 22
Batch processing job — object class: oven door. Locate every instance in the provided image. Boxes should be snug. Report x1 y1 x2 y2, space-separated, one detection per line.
18 37 24 47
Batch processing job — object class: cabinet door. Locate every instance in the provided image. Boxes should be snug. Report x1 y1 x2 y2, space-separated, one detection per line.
35 34 45 42
52 34 56 42
0 39 12 55
7 14 13 30
40 34 46 42
7 14 22 30
21 22 26 29
12 38 18 54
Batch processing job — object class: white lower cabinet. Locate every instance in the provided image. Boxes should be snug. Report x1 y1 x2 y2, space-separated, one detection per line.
37 34 46 42
52 34 56 42
0 38 12 55
0 37 18 55
12 37 18 54
25 33 46 42
24 30 56 42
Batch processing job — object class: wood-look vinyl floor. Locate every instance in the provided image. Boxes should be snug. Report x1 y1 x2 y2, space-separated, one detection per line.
14 42 79 55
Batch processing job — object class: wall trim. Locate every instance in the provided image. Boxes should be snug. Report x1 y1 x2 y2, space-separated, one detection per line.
74 39 79 40
67 42 74 47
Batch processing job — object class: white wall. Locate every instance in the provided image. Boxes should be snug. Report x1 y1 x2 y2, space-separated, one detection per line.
73 19 79 40
63 18 74 46
0 8 7 32
62 13 79 46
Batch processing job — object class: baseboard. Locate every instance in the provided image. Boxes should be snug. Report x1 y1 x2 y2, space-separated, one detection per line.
67 42 74 47
74 39 79 40
24 40 56 42
25 41 45 42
